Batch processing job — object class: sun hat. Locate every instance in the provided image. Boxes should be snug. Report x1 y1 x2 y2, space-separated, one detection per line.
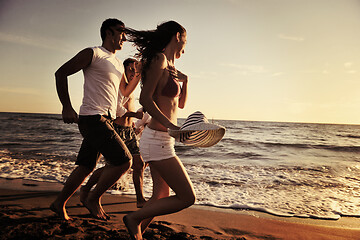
168 111 226 147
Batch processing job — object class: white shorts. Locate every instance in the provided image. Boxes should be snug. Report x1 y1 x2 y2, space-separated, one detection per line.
139 127 176 162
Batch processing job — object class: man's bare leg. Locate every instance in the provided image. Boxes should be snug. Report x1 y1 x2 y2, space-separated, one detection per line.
79 167 110 218
84 161 131 220
80 167 103 203
132 154 147 208
50 165 92 220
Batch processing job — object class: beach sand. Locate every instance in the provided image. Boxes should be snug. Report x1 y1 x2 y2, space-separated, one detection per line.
1 178 360 240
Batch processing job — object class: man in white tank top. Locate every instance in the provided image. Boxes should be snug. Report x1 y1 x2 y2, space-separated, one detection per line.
79 58 148 209
51 19 140 220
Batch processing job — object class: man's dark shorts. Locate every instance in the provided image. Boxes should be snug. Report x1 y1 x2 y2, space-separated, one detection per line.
113 124 140 155
76 115 132 170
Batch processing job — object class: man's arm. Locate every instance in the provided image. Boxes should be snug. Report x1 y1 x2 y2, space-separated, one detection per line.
119 61 142 97
55 48 93 123
119 74 141 97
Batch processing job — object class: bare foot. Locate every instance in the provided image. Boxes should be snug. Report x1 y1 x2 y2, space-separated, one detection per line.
83 195 107 220
80 188 109 219
99 198 110 220
50 201 71 220
123 214 142 240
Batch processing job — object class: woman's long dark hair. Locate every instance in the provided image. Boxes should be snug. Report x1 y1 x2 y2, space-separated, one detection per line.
126 21 186 85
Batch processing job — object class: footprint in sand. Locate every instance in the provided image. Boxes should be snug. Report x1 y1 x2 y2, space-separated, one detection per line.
192 225 223 236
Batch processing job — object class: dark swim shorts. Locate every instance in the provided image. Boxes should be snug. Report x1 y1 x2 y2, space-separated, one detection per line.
113 124 140 155
76 115 132 170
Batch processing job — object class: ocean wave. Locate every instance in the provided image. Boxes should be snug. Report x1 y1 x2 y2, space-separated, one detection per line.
200 202 344 220
262 142 360 153
218 138 360 153
224 151 263 159
6 113 62 121
219 138 256 147
340 134 360 139
203 202 360 220
0 142 23 147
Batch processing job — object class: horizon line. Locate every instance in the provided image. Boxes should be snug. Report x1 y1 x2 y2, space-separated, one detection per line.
1 111 359 126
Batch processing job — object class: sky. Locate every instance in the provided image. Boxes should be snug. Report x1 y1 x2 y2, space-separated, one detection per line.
1 0 360 124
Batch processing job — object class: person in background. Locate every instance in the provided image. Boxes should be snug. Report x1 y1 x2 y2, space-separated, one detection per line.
50 18 133 220
123 21 196 239
80 58 147 210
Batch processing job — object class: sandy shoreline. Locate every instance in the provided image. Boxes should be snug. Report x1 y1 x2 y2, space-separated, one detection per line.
1 178 360 239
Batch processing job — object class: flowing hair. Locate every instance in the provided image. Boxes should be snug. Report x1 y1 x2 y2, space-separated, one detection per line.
126 21 186 85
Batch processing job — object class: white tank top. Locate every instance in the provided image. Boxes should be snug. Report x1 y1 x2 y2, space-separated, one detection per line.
79 46 124 119
116 91 130 118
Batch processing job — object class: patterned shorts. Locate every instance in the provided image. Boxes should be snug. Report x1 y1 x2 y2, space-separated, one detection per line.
113 124 140 155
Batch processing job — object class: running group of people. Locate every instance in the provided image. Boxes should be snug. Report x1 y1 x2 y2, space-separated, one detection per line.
50 18 195 240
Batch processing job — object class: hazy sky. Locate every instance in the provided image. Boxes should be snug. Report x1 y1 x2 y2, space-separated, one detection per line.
1 0 360 124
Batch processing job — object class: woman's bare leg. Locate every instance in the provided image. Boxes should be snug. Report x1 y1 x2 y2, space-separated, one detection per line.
123 156 196 239
139 164 170 233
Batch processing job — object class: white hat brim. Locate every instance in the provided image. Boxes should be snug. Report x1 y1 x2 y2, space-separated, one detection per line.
168 123 226 147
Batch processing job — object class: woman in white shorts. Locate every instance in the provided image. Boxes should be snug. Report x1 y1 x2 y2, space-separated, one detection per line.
123 21 196 239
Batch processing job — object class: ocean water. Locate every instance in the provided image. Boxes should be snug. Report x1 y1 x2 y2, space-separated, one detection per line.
1 112 360 220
